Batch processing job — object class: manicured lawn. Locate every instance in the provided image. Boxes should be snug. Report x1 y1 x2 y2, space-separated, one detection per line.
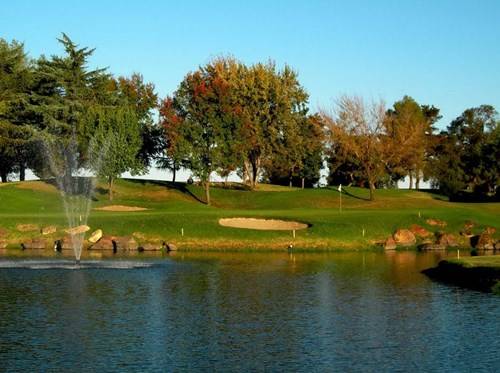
0 179 499 250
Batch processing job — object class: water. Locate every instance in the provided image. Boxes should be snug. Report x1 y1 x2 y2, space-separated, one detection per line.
0 251 498 371
40 131 106 262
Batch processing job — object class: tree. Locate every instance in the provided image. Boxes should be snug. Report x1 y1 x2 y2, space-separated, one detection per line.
385 96 441 189
162 57 313 198
86 106 144 200
323 96 395 201
236 62 310 189
111 73 161 169
158 96 190 182
431 105 499 197
164 63 234 204
0 38 33 182
30 33 111 177
264 113 324 188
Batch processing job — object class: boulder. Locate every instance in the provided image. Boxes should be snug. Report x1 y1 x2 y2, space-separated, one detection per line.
393 229 416 246
409 224 432 238
436 233 459 248
88 229 103 244
165 242 178 251
495 241 500 251
41 226 57 235
138 243 160 251
460 230 474 238
484 226 497 235
60 236 76 250
463 220 475 231
418 243 445 251
16 224 39 232
383 237 397 250
114 236 138 251
425 219 447 227
22 238 47 250
65 225 90 235
0 239 7 249
88 236 114 251
473 233 495 250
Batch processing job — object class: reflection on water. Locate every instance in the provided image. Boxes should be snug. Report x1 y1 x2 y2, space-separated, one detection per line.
0 251 498 371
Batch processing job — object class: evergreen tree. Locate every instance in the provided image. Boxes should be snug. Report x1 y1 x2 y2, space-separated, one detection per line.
431 105 499 198
0 38 33 182
30 33 111 177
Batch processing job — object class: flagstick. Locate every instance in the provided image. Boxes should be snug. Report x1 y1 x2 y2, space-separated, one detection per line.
339 185 342 213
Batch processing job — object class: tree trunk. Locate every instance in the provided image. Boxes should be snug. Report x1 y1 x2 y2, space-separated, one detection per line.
243 160 251 186
1 171 7 183
369 181 375 201
251 160 259 189
247 154 260 190
301 177 305 189
415 168 420 190
409 172 413 190
172 167 176 183
108 176 114 201
19 164 25 182
204 178 210 205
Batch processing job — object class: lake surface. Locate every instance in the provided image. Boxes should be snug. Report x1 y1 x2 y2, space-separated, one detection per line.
0 251 499 372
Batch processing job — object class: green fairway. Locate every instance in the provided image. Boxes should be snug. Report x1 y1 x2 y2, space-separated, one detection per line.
0 179 499 251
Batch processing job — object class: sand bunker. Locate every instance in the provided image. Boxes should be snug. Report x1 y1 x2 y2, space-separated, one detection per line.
94 205 149 212
219 218 308 231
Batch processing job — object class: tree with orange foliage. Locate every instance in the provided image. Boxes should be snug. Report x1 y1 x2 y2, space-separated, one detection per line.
323 96 404 200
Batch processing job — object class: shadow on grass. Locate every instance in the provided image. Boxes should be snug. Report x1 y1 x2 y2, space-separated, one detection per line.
123 178 207 204
43 177 99 201
340 188 370 201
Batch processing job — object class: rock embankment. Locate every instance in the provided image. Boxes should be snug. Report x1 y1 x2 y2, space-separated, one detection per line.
383 219 499 251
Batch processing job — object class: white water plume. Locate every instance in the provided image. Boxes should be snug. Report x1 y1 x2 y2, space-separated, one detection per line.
40 130 107 262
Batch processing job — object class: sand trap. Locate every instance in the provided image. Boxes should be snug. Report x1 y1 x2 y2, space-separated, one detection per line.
94 205 149 212
219 218 308 231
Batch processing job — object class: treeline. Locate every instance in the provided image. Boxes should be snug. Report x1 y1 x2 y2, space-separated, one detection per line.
1 35 498 202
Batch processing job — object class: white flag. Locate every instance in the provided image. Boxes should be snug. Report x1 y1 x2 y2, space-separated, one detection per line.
338 184 342 192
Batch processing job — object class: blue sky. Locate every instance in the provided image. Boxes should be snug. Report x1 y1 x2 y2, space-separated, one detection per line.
2 0 500 130
0 0 500 182
0 0 500 126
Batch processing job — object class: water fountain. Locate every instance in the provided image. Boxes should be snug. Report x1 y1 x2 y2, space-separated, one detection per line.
41 131 101 264
0 130 156 270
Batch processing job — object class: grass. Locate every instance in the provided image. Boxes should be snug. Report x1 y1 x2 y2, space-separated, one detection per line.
423 256 500 294
447 256 500 269
0 178 499 251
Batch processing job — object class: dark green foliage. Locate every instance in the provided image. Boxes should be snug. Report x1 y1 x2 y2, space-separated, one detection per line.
111 73 161 168
0 34 154 190
430 105 499 199
0 39 33 181
28 34 112 177
86 105 144 200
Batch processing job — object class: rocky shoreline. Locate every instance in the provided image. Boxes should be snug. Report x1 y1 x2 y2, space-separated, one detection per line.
381 219 499 252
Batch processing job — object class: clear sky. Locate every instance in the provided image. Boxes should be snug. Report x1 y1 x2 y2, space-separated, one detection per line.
3 0 500 128
2 0 499 183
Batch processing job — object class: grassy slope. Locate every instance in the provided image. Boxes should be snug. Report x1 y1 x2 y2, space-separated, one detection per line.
0 179 499 250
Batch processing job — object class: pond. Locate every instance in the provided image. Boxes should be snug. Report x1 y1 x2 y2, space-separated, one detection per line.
0 251 498 371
